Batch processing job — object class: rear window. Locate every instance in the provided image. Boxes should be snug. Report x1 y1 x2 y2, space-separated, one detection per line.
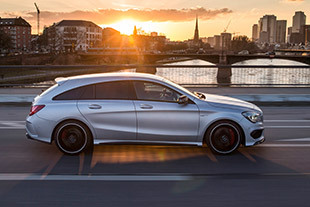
53 85 94 100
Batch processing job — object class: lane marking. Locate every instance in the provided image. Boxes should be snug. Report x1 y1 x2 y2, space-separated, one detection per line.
257 144 310 147
0 174 191 181
265 120 310 122
277 138 310 142
0 127 25 129
0 173 310 181
265 126 310 129
0 121 25 129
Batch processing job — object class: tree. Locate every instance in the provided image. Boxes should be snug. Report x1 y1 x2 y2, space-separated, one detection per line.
0 30 12 51
231 35 259 54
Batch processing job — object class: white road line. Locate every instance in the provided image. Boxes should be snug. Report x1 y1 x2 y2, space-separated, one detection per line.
0 127 24 129
277 138 310 142
0 174 191 181
265 126 310 129
257 144 310 147
0 173 310 181
265 120 310 122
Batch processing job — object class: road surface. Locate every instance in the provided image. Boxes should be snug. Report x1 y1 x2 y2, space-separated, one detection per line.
0 105 310 206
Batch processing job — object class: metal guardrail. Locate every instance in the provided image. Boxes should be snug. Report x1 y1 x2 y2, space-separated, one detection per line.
0 64 310 87
0 64 310 69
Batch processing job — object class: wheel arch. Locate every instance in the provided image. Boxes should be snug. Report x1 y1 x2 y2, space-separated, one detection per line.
51 119 94 142
202 119 245 146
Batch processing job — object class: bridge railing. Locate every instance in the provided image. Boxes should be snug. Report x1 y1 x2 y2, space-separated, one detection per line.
0 64 309 87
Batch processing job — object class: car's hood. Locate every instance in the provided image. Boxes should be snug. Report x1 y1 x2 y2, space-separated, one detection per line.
203 93 260 111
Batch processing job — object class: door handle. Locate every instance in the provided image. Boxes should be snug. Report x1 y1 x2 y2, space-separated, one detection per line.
140 104 153 109
88 104 102 109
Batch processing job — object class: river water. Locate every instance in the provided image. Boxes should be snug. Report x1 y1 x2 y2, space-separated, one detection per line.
156 59 310 86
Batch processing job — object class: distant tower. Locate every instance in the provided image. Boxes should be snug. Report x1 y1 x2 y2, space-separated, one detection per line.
133 25 138 36
194 15 199 43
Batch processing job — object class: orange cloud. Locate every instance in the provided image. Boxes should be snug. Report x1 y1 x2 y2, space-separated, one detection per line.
3 7 233 27
281 0 304 3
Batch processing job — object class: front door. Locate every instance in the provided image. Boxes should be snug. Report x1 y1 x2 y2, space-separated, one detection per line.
133 81 199 142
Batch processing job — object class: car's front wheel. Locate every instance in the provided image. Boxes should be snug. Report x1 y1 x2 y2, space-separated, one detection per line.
205 121 242 154
54 120 93 155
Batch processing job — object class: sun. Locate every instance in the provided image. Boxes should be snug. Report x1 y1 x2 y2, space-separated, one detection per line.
101 19 157 36
108 19 140 35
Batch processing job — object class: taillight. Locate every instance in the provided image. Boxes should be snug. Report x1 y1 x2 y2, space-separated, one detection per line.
29 105 45 116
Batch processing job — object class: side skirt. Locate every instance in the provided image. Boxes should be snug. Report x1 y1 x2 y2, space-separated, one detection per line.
93 139 203 146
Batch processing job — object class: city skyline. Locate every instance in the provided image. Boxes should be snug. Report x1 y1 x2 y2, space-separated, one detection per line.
0 0 310 40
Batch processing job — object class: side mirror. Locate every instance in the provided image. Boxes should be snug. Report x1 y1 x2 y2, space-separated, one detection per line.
177 95 189 104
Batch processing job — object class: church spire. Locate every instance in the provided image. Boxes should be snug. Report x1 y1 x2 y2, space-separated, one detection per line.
194 15 199 43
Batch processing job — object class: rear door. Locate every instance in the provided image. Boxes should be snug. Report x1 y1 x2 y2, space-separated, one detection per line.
77 81 137 140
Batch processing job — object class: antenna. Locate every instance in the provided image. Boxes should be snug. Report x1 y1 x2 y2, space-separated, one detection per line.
34 3 40 35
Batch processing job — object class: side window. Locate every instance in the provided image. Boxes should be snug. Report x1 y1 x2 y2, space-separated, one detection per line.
95 81 135 100
134 81 180 102
53 85 94 100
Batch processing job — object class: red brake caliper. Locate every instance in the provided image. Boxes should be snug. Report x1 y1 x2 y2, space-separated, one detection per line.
229 128 235 145
61 130 67 139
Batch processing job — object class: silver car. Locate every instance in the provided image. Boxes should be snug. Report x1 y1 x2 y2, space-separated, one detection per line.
26 72 264 155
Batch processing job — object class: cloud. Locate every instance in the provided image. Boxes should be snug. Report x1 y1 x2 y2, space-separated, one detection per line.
2 7 233 28
281 0 304 3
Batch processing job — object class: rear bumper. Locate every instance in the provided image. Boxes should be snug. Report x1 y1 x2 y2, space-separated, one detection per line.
26 132 52 144
26 114 54 143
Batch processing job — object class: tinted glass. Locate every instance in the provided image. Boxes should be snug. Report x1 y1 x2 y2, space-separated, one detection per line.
80 85 95 99
134 81 180 102
95 81 135 100
53 85 94 100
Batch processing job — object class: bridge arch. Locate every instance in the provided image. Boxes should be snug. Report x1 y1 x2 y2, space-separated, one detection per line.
227 55 310 65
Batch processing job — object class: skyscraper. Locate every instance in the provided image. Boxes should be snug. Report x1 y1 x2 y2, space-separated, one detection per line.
292 11 306 33
193 15 199 44
258 15 277 44
252 24 259 41
276 20 287 44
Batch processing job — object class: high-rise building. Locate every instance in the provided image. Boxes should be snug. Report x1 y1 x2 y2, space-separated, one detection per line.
287 27 292 43
214 35 221 50
292 11 306 33
220 32 232 50
258 15 277 44
302 25 310 44
252 24 259 41
0 17 31 51
276 20 287 44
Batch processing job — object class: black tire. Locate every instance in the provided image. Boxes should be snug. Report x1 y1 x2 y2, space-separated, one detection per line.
205 121 242 154
54 120 93 155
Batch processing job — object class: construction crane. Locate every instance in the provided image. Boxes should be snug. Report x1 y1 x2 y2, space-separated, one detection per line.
34 3 40 35
223 20 231 33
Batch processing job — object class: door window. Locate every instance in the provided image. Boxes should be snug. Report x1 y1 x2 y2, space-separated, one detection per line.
95 81 135 100
133 81 180 102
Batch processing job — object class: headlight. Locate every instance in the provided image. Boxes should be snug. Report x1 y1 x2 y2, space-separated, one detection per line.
242 111 263 123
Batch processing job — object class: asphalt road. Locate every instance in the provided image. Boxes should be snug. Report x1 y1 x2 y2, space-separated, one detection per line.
0 105 310 207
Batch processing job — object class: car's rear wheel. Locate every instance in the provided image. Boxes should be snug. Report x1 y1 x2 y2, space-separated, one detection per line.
55 121 92 155
205 121 241 154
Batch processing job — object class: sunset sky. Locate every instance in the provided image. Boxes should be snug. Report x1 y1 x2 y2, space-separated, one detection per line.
0 0 309 40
